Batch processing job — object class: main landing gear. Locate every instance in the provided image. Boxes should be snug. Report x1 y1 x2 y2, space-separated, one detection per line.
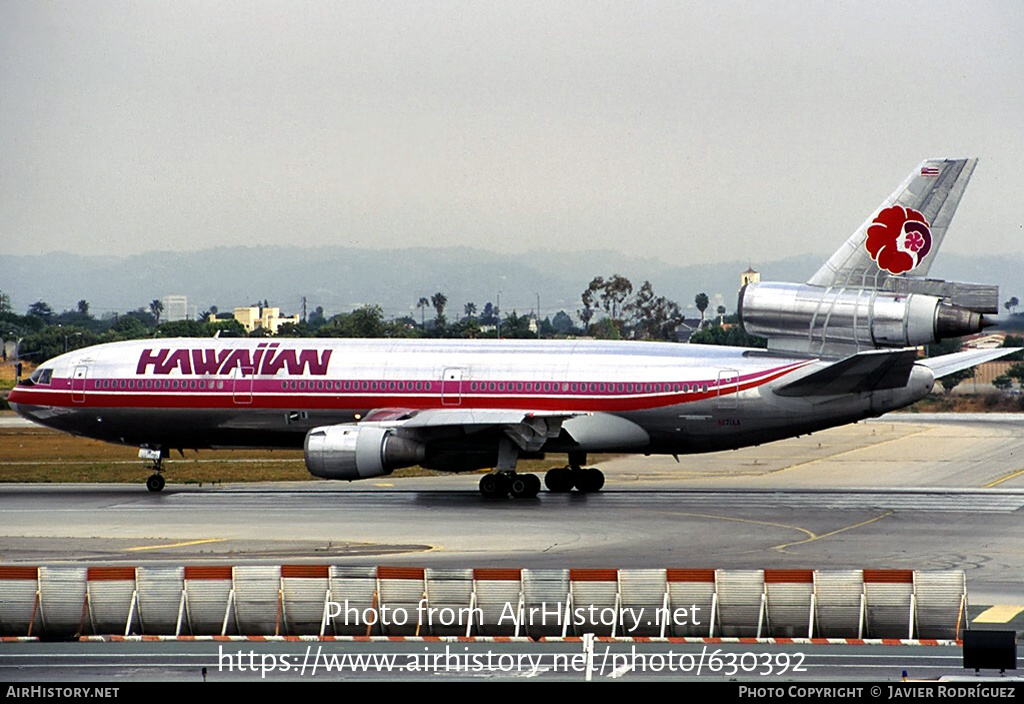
479 438 543 499
479 472 541 499
477 447 605 498
545 450 604 494
543 465 605 493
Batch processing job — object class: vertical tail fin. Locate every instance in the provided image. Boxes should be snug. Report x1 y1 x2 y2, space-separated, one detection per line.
808 158 977 289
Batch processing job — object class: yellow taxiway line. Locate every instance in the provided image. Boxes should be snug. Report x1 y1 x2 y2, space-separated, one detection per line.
772 512 893 552
125 538 227 552
983 467 1024 488
973 605 1024 623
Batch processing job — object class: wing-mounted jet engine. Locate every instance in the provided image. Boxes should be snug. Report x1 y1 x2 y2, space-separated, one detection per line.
304 424 425 480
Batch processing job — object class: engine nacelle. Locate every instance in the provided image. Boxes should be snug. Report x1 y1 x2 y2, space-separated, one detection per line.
304 424 425 480
739 282 990 355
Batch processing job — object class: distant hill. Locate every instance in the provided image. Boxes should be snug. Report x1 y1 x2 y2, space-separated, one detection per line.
1 246 1020 322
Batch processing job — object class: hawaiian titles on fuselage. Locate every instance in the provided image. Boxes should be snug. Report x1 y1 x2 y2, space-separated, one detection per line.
135 344 332 376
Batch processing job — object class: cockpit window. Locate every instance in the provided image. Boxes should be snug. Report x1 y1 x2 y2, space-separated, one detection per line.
26 368 53 386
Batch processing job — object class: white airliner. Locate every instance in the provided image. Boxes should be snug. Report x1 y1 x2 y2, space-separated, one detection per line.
10 158 1011 497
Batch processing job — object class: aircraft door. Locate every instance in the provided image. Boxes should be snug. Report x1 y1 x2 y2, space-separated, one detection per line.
232 366 254 405
441 368 464 406
716 369 739 409
72 365 89 404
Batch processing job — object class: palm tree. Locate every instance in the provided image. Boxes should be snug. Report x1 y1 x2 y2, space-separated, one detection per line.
149 299 164 325
417 297 430 329
431 292 447 320
694 292 709 326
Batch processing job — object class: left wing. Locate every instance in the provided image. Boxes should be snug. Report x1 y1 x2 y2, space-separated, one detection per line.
366 408 585 451
362 407 651 452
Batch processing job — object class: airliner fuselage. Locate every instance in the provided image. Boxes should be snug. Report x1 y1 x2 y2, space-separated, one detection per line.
9 337 931 458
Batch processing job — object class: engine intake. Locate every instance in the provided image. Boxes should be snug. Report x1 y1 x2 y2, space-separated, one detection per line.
304 424 425 480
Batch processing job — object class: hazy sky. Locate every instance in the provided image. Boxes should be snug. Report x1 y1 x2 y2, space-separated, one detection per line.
2 1 1022 265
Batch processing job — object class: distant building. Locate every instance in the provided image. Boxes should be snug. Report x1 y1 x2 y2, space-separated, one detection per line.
954 359 1017 395
961 332 1006 350
231 306 301 334
161 295 189 322
675 318 707 343
741 267 760 288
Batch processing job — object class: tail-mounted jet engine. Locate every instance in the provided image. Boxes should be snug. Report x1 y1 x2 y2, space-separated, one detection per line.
304 424 425 480
739 282 994 356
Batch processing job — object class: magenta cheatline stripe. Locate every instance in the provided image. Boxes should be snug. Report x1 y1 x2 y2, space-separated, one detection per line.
10 361 812 413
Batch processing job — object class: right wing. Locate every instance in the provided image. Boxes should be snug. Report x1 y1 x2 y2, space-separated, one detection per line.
916 347 1018 378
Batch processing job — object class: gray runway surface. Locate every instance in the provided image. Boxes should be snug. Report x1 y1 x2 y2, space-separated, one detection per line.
2 413 1023 682
2 415 1023 599
2 484 1022 599
0 640 985 682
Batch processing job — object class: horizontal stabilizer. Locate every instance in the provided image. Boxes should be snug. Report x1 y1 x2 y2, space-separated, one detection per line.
774 349 919 397
879 278 999 314
916 347 1018 378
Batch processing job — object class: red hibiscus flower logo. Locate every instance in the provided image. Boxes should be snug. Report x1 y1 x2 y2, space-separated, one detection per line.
864 205 932 275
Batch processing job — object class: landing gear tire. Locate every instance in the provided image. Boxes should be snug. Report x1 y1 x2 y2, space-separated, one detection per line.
146 474 165 493
573 468 605 493
510 473 541 499
526 473 542 496
544 466 575 493
479 472 511 499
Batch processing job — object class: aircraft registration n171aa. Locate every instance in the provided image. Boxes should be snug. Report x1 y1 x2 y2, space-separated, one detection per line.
9 158 1014 497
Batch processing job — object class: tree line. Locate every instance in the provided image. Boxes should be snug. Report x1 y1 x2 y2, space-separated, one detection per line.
1 275 759 364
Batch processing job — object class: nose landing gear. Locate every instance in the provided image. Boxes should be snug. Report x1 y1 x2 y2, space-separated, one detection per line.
145 473 166 493
139 447 167 492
